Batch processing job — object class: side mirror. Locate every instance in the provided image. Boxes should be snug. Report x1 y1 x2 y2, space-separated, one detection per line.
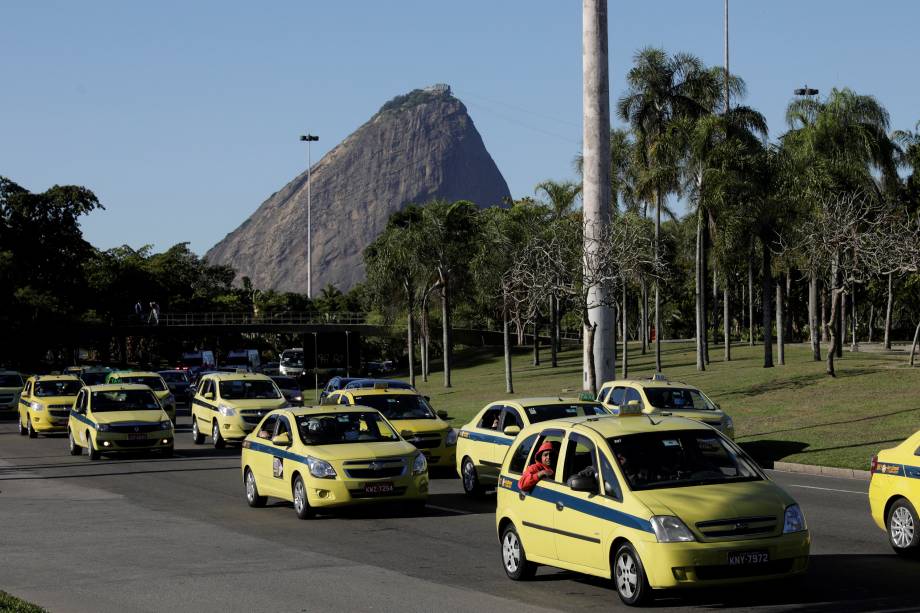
436 410 450 420
271 433 291 447
502 425 521 437
626 400 641 408
425 395 431 401
204 392 214 400
568 474 598 493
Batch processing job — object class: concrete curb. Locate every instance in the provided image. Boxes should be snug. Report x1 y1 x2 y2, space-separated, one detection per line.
772 461 871 481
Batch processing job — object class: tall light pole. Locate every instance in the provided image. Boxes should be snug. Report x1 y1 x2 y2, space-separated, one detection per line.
344 330 351 378
300 134 319 299
312 331 319 403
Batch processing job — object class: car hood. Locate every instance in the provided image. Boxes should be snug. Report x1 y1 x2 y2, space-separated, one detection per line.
657 409 725 424
32 395 77 406
90 409 169 424
631 479 793 537
301 440 419 461
387 418 449 435
222 398 287 410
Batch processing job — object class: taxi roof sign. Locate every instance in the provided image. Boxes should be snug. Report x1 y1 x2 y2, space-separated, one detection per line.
373 382 389 390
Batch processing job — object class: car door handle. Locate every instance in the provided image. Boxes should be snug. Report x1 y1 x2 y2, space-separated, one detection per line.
556 501 564 511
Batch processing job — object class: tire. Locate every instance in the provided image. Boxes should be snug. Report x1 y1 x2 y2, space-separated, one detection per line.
244 467 266 508
461 457 484 497
68 430 82 456
27 419 37 439
501 524 536 580
613 542 651 606
191 417 205 445
292 475 313 519
86 432 101 461
212 421 225 449
887 498 920 556
18 414 27 436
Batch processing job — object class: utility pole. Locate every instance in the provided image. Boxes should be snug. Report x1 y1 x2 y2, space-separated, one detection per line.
582 0 613 391
300 134 319 299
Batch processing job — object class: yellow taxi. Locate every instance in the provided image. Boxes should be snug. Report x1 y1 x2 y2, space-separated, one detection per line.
106 371 176 423
869 431 920 556
17 375 83 438
0 370 25 415
597 375 734 439
67 384 174 459
325 385 456 470
240 406 428 518
495 406 809 605
456 398 609 496
191 372 287 448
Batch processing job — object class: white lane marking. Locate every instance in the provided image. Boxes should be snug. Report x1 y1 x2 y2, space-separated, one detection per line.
788 484 867 495
426 504 474 515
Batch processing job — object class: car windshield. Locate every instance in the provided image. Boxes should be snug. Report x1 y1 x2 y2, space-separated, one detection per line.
159 372 188 383
34 380 82 397
91 390 161 412
281 351 303 366
297 411 399 445
523 403 608 423
219 379 281 400
644 387 716 411
0 374 23 387
352 394 435 420
271 377 298 389
345 379 414 390
115 376 167 391
607 430 761 491
80 372 109 386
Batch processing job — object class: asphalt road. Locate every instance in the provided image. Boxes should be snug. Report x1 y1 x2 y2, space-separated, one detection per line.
1 409 917 613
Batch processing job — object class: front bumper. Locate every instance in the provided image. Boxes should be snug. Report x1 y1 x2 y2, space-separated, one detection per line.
95 432 174 452
637 531 810 588
305 474 429 508
218 419 256 441
31 412 71 432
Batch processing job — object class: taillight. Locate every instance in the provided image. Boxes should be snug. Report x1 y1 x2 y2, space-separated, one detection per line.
870 455 878 474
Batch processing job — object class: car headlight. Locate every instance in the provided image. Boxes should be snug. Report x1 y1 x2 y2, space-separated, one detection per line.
783 504 807 533
293 395 303 402
160 421 172 430
218 404 236 417
412 451 428 475
30 401 43 411
97 424 112 432
445 428 458 447
650 516 696 543
306 456 337 479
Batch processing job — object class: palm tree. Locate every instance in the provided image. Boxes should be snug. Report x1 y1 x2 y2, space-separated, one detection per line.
618 48 718 371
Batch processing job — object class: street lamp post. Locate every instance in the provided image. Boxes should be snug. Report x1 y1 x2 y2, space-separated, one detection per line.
344 330 351 378
312 331 319 403
300 134 319 299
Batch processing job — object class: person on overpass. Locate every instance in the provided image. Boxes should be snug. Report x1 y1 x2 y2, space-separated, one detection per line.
518 440 557 492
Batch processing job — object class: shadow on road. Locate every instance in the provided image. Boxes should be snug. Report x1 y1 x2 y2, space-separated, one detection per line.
739 440 810 468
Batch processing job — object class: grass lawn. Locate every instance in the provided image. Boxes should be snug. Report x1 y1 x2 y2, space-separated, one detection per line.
391 339 920 471
0 592 47 613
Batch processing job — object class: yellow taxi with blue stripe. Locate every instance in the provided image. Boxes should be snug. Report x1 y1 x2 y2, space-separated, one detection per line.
325 385 456 470
191 372 287 448
106 371 176 423
67 384 174 459
17 375 83 438
597 375 734 439
456 398 609 496
1 371 25 416
495 405 809 605
240 406 428 518
869 431 920 556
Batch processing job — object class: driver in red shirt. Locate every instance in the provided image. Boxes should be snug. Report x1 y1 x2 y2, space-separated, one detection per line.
518 441 557 492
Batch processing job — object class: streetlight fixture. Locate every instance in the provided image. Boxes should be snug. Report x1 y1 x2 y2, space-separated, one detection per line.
344 330 351 378
300 134 319 300
794 86 819 96
312 331 319 403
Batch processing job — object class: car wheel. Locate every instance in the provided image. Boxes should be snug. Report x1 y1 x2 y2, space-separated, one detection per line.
461 457 484 496
68 430 82 456
191 418 205 445
245 467 266 508
501 524 536 580
212 421 225 449
613 542 651 606
292 475 313 519
18 414 27 436
86 432 101 461
887 498 920 556
27 419 37 439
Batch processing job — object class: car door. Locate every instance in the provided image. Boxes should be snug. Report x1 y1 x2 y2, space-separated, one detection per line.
194 379 217 429
18 380 32 425
492 406 524 466
551 432 609 571
515 428 565 561
473 405 506 480
248 414 278 493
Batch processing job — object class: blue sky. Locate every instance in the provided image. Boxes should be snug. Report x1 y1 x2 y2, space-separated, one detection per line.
3 1 919 255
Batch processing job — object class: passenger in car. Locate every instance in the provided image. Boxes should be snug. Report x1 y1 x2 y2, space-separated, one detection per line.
518 441 557 492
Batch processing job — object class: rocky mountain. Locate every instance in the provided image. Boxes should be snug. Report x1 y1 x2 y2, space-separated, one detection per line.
205 84 511 293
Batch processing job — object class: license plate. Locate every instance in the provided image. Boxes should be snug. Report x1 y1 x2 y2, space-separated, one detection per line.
727 551 769 565
128 433 147 441
364 482 394 495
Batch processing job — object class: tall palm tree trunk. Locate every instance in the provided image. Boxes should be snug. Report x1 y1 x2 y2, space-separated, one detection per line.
884 272 893 350
724 283 731 361
762 235 774 368
532 316 540 366
695 210 705 371
503 293 513 393
655 191 662 372
776 280 785 365
622 283 629 378
640 277 648 354
837 286 845 358
809 273 821 360
851 287 858 352
701 220 709 365
407 306 415 387
550 295 558 367
441 284 452 388
821 288 829 343
748 252 754 347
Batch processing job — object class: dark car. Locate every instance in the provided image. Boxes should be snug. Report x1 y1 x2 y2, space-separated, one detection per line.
343 379 416 392
270 375 304 406
319 376 360 400
159 370 192 404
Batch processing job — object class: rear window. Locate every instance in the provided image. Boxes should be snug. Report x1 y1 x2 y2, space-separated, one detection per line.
644 387 715 411
80 372 108 386
159 372 188 383
219 379 281 400
91 389 160 412
607 430 760 491
34 380 82 397
115 376 167 392
352 394 435 420
523 403 607 423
